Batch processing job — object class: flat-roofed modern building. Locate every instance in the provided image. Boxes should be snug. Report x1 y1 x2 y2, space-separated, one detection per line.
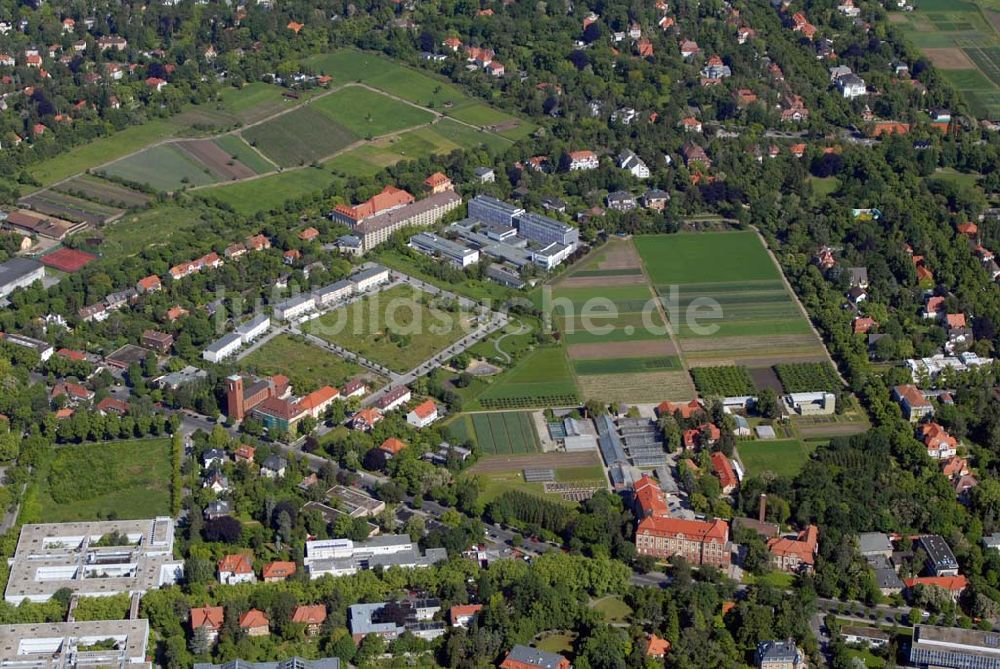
5 518 183 603
314 279 354 307
409 232 480 268
0 619 149 669
350 265 390 292
0 257 45 301
467 195 525 228
910 624 1000 668
918 535 960 576
304 534 447 579
514 211 579 247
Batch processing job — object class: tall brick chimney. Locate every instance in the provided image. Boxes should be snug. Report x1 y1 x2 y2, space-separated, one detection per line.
226 375 245 421
758 493 767 523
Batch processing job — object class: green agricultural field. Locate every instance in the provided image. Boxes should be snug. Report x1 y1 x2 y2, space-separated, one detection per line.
636 231 780 285
240 334 370 393
312 86 435 137
242 106 358 167
54 174 153 209
24 439 172 522
99 144 219 191
737 439 817 478
476 347 580 409
573 356 682 375
218 82 298 124
774 362 842 392
469 411 541 454
635 232 828 365
691 366 756 396
213 135 276 173
200 167 341 214
306 284 471 373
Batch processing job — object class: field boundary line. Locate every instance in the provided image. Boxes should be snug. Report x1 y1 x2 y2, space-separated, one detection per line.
750 227 847 388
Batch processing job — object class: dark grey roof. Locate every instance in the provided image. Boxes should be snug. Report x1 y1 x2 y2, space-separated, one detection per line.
0 257 43 287
506 644 568 668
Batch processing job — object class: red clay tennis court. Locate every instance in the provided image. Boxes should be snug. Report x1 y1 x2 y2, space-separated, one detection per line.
40 247 98 272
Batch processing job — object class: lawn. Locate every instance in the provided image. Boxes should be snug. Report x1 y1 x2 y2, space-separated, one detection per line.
535 633 576 655
475 347 580 410
24 439 173 522
99 144 220 191
590 596 633 624
240 334 371 393
306 284 471 373
811 176 839 196
737 439 817 478
928 167 981 188
242 106 358 167
213 135 276 173
311 86 434 137
744 571 796 589
200 167 341 214
469 411 541 454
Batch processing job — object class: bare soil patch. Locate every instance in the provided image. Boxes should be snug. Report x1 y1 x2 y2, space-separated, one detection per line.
925 48 976 69
468 450 602 474
176 140 257 180
568 340 677 360
559 274 647 288
749 366 784 393
680 334 819 353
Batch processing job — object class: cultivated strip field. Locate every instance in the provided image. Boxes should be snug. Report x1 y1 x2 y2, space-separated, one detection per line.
18 190 123 225
468 412 541 454
53 175 152 208
476 347 580 410
635 232 829 369
892 0 1000 117
175 139 259 180
543 238 695 404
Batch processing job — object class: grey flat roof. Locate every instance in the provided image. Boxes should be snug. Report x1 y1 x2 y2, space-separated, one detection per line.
0 619 149 669
195 658 341 669
857 532 892 555
0 257 43 286
204 331 242 354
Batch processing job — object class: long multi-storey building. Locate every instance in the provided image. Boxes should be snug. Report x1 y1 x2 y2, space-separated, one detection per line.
409 232 480 268
634 515 731 567
515 211 579 247
353 192 462 252
304 534 447 578
467 195 525 228
0 619 150 669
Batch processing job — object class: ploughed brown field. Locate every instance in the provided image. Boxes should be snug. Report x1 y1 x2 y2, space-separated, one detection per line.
176 140 258 180
567 340 677 359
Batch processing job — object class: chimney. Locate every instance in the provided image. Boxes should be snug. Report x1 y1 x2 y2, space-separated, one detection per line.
758 493 767 523
226 375 245 421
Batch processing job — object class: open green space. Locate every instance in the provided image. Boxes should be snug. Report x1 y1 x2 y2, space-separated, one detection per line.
242 106 358 167
475 347 580 410
535 633 576 655
469 411 541 454
24 439 172 522
240 334 371 393
311 86 435 137
737 439 817 478
54 174 153 208
306 284 470 373
775 362 841 392
811 176 839 196
590 596 633 624
213 135 276 173
99 144 219 191
200 167 340 214
99 205 206 260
